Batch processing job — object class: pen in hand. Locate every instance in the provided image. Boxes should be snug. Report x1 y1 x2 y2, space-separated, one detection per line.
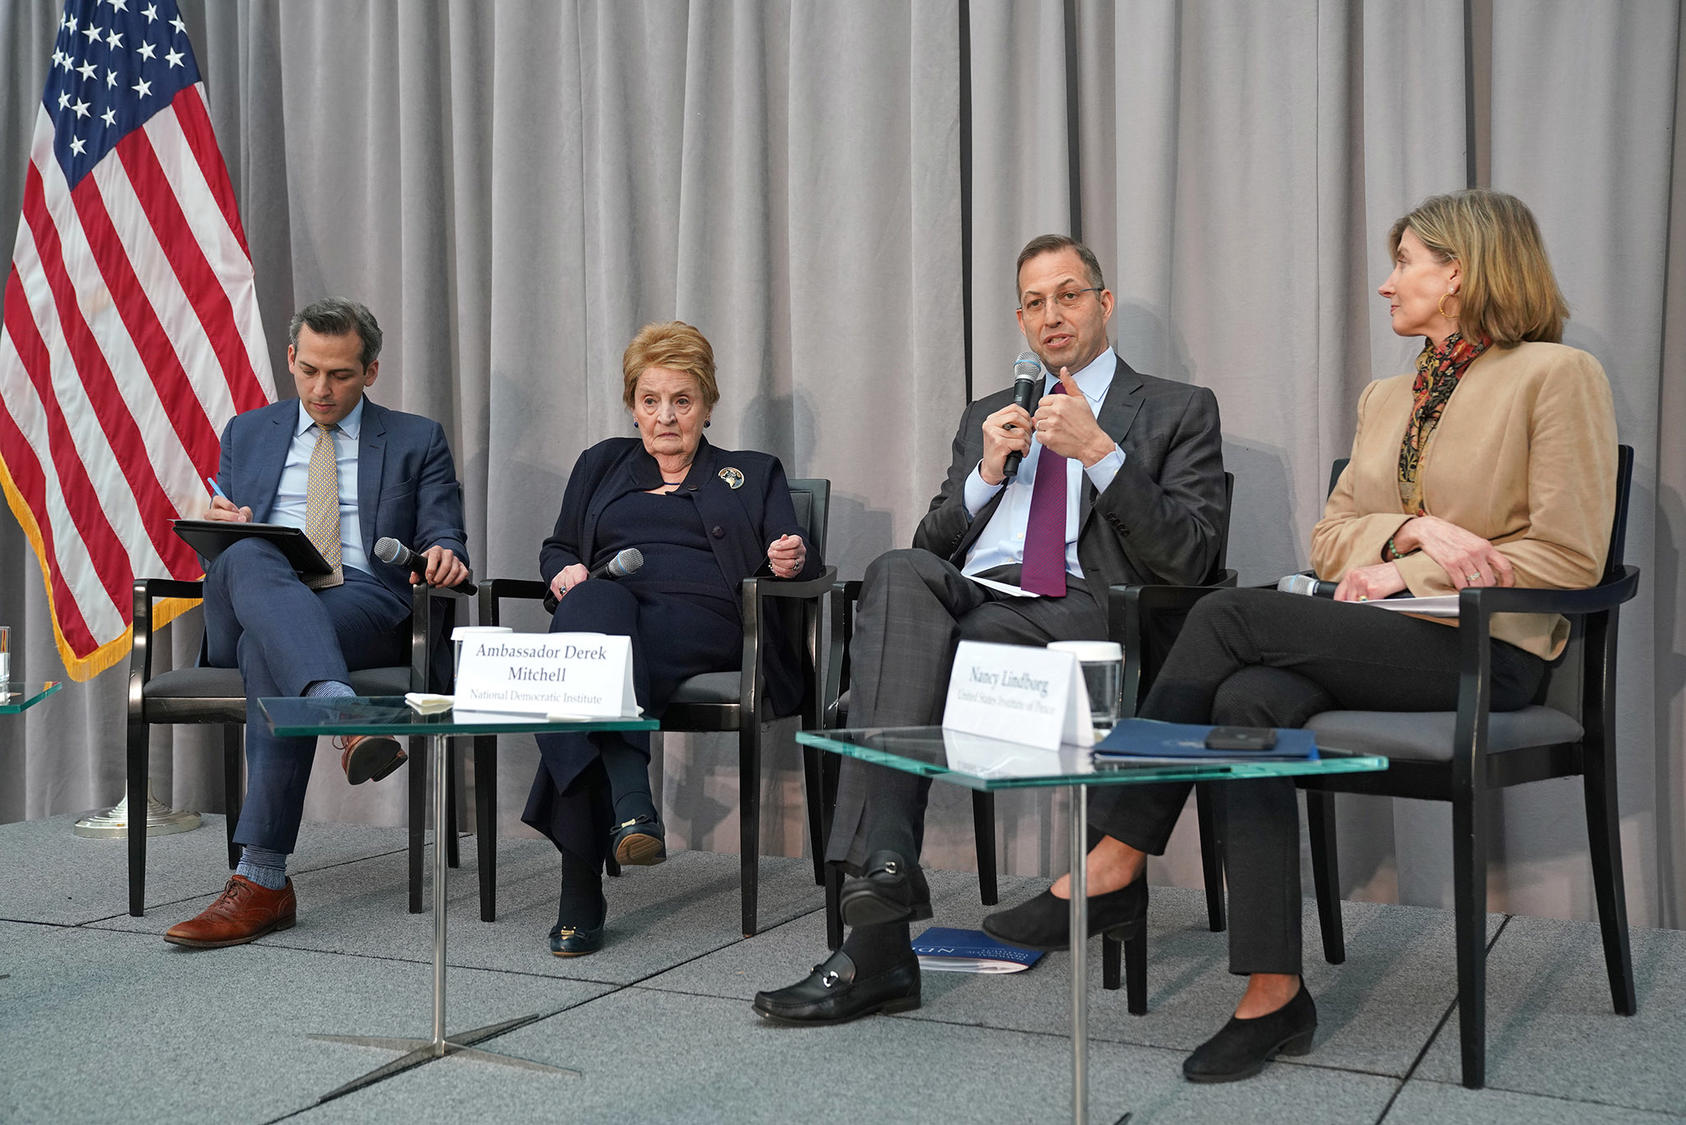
205 476 250 522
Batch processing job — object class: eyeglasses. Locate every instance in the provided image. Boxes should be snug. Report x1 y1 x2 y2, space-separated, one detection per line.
1018 287 1102 315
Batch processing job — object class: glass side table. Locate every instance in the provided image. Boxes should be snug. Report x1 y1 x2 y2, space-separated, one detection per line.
796 725 1388 1125
0 681 62 714
6 683 62 982
262 696 658 1101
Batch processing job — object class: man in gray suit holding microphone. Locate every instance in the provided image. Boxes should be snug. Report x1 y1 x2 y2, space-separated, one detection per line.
755 234 1227 1024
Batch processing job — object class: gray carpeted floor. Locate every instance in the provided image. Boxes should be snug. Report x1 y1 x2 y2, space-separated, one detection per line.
1 814 1680 1124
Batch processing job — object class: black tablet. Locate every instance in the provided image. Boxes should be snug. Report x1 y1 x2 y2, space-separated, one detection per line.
172 519 333 577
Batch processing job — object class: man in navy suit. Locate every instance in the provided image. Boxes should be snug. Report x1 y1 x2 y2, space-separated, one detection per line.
164 298 469 948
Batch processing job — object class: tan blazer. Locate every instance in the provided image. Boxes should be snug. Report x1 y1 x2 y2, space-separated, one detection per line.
1310 342 1617 661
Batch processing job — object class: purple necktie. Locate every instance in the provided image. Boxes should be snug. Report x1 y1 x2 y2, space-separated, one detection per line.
1019 381 1068 597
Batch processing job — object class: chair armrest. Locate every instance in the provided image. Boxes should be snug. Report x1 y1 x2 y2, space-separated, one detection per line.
1444 565 1642 775
751 567 838 602
135 577 206 604
737 566 839 716
130 577 208 716
1109 570 1238 717
1454 565 1640 622
822 579 862 729
475 578 550 627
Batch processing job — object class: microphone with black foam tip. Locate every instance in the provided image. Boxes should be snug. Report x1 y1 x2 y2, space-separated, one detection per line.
374 536 476 594
1001 350 1043 479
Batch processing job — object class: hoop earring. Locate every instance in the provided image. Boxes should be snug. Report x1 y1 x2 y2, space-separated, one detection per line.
1438 291 1458 320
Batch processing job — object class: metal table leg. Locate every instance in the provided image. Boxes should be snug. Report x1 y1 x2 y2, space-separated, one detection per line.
310 733 579 1101
1069 782 1087 1124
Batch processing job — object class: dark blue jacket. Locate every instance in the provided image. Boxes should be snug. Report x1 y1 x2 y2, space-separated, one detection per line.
216 398 469 603
540 435 821 712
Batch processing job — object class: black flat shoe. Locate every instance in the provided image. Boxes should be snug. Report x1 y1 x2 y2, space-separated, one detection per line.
611 815 666 867
548 920 605 957
1183 982 1317 1083
752 949 920 1026
980 876 1148 951
838 849 933 927
549 887 606 957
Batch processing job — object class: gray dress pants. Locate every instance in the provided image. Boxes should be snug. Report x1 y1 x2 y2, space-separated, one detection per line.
825 548 1108 869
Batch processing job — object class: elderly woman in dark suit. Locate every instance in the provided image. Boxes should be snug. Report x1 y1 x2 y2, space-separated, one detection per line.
524 321 820 955
986 189 1617 1081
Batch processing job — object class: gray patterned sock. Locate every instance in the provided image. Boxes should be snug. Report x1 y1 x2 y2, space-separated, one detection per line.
235 844 288 890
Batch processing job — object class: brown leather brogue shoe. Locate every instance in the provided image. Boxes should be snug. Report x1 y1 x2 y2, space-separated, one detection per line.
164 875 297 949
336 733 407 784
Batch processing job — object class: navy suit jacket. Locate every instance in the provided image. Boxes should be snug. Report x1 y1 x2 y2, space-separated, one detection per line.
540 435 821 713
214 398 470 604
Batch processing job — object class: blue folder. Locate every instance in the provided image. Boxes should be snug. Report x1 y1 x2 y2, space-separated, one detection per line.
1093 718 1318 761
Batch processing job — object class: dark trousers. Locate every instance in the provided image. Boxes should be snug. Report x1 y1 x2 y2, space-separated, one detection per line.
1090 587 1545 975
522 579 740 863
203 537 409 854
826 548 1110 869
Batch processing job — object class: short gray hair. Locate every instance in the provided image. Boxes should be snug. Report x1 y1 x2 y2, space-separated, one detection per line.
288 297 383 368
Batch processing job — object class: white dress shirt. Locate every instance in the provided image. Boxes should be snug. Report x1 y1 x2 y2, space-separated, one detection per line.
961 347 1125 580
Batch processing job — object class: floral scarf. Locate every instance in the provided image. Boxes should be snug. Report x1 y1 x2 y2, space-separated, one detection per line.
1398 332 1489 514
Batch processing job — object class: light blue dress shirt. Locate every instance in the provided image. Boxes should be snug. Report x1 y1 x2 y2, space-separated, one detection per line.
270 398 370 575
961 347 1125 581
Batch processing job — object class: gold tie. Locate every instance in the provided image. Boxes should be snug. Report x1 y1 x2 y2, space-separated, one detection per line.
304 423 345 589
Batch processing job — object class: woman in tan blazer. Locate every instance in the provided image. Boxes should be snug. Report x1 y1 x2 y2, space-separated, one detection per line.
985 190 1617 1082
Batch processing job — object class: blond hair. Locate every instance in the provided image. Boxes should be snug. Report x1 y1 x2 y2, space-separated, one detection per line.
621 321 719 409
1389 190 1569 347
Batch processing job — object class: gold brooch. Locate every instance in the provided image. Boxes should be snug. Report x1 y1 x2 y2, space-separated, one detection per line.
718 467 744 490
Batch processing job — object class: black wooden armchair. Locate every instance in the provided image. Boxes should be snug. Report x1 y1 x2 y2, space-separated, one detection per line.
126 578 464 917
1140 447 1638 1087
1290 444 1640 1088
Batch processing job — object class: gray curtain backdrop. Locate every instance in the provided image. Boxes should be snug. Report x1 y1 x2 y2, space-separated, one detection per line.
1 0 1681 931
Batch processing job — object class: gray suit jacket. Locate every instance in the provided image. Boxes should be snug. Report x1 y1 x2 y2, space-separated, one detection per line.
912 355 1227 588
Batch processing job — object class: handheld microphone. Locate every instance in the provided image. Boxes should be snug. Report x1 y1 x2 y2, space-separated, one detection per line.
374 536 476 593
544 548 644 612
1001 351 1043 479
1276 573 1338 598
588 547 644 581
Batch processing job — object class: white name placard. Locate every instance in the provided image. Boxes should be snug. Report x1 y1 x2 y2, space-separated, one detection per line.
455 632 638 718
942 640 1095 750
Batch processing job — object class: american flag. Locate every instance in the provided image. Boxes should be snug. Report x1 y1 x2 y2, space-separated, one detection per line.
0 0 273 680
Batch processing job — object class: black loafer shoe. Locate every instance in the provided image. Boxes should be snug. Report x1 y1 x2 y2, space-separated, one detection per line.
548 921 605 957
753 949 921 1026
981 876 1148 951
838 849 933 927
611 815 666 867
1183 982 1317 1083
